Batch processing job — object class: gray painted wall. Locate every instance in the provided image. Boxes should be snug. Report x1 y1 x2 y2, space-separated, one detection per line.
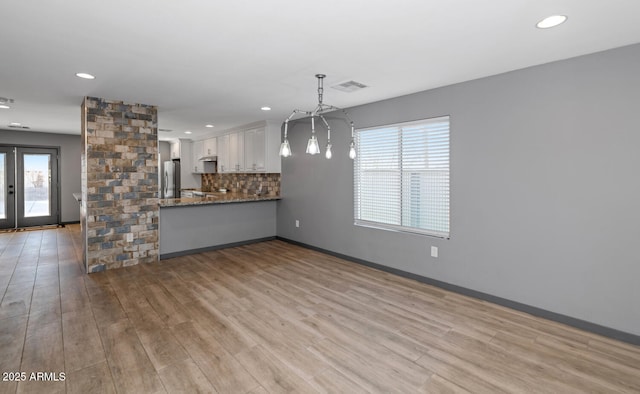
277 43 640 336
0 130 81 223
160 201 277 256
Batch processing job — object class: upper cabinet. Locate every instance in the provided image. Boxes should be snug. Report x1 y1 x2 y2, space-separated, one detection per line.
248 121 281 173
229 131 245 172
203 138 217 157
170 140 181 159
192 140 204 162
215 120 282 174
192 139 216 174
217 134 230 173
244 128 265 172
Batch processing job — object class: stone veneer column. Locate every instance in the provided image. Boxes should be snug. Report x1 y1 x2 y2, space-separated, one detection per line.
81 97 159 273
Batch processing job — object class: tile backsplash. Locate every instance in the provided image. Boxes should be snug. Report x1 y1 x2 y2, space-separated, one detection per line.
202 173 281 195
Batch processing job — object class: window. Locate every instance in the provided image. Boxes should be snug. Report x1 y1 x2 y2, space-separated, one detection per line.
354 116 450 238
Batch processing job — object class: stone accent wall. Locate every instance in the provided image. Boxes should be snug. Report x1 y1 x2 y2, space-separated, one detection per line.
201 173 280 196
81 97 159 273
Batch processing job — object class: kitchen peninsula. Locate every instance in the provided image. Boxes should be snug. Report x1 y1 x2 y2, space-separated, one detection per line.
159 192 280 258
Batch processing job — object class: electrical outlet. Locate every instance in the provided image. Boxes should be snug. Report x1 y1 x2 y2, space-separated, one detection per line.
431 246 438 258
127 233 133 242
295 220 300 228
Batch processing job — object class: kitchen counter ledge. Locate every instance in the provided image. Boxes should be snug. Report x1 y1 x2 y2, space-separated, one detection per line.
160 192 280 207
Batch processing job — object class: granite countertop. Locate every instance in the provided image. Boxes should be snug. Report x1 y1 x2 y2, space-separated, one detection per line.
160 192 280 207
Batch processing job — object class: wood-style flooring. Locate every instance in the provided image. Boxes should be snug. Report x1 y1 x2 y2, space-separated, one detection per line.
0 225 639 393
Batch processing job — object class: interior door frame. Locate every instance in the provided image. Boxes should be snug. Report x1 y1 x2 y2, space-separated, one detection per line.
0 144 61 229
0 146 16 229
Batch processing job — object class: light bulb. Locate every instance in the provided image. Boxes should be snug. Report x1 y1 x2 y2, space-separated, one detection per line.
536 15 567 29
325 144 332 159
306 135 320 155
349 141 356 159
279 139 291 157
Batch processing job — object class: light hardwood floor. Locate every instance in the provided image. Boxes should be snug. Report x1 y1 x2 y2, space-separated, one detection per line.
0 225 639 393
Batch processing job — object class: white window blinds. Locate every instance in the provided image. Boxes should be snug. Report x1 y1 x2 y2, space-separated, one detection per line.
354 116 450 238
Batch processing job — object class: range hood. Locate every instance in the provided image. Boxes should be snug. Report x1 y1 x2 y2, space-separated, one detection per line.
198 155 217 162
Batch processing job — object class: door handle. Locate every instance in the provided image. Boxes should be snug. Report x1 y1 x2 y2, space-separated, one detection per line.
164 173 168 194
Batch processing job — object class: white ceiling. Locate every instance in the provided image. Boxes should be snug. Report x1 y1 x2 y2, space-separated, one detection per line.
1 1 640 141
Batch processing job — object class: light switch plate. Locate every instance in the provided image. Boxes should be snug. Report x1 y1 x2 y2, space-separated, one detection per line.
431 246 438 258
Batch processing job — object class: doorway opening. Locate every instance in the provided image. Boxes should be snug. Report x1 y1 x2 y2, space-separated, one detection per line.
0 145 61 229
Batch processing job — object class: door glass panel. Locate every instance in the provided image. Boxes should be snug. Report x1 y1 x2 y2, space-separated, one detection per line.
23 154 50 217
0 153 5 219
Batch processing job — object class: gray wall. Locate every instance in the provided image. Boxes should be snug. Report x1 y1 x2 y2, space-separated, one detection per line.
277 43 640 336
0 130 81 223
160 201 277 256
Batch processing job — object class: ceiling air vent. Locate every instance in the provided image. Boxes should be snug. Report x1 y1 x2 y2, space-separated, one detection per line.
159 128 173 132
331 80 368 93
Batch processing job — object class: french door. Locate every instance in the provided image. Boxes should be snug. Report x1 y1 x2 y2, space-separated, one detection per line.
0 146 60 229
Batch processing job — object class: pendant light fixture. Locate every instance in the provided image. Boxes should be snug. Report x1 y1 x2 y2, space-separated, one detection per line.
280 74 356 159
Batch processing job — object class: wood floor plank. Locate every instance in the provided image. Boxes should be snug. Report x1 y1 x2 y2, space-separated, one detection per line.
18 320 65 394
309 366 369 394
304 314 432 390
101 319 166 394
308 337 424 393
489 331 635 393
235 345 318 393
61 309 106 373
139 283 189 327
181 299 256 355
420 374 472 393
158 359 217 394
59 276 91 314
0 283 32 320
171 320 260 394
137 325 190 371
0 314 28 373
229 309 328 381
65 361 116 394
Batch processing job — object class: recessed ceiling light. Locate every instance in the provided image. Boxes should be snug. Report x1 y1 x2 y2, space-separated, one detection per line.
8 122 29 129
205 124 214 128
0 97 14 108
536 15 567 29
261 106 271 111
75 72 96 80
184 131 192 134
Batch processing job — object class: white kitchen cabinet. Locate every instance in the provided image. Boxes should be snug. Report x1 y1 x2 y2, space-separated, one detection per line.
203 138 217 156
245 122 281 173
170 140 181 159
214 120 281 174
193 139 216 174
192 140 205 173
175 139 198 189
244 128 265 172
229 131 245 172
217 134 230 173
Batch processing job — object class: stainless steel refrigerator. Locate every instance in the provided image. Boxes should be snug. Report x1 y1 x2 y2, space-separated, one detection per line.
163 159 180 198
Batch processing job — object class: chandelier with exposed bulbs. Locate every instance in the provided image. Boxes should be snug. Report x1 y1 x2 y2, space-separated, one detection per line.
279 74 356 160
